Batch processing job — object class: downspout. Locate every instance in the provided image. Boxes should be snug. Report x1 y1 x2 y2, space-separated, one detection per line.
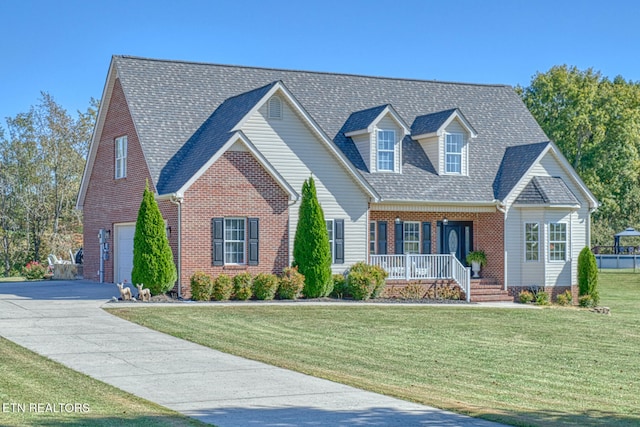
494 200 507 291
169 194 184 299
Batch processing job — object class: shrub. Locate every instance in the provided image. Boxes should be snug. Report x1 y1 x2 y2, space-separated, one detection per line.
556 289 573 306
347 271 375 300
578 247 599 305
277 267 305 300
579 294 595 308
232 272 253 300
330 274 349 298
190 271 213 301
252 273 279 300
211 274 233 301
293 177 333 298
518 290 534 304
132 182 177 295
399 282 425 300
348 262 388 299
23 261 46 280
535 291 550 305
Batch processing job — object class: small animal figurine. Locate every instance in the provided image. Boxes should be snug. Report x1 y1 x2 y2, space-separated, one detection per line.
136 283 151 302
116 282 132 301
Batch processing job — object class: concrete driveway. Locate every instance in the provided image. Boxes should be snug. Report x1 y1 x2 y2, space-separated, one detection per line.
0 280 508 427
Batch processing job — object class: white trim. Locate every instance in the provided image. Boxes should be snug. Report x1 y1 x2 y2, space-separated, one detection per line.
232 82 380 202
369 221 376 256
115 135 128 179
514 204 580 210
411 109 478 141
372 201 498 213
548 222 568 262
114 222 136 284
344 105 410 137
444 132 464 175
344 128 369 137
524 222 540 263
224 217 247 265
403 221 421 254
376 129 396 172
326 219 335 264
173 131 299 201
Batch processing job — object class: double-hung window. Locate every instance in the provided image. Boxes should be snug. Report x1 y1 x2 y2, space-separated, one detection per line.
325 219 345 264
525 223 539 262
445 133 463 174
115 136 127 179
377 130 395 171
549 223 567 261
403 221 420 254
326 220 334 262
224 218 246 264
369 222 376 255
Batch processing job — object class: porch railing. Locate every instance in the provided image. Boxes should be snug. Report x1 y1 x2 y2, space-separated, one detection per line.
369 254 471 302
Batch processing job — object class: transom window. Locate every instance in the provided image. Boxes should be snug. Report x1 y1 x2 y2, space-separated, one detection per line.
549 223 567 261
525 223 539 262
115 136 127 179
224 218 246 264
403 221 420 254
445 133 463 174
377 130 395 171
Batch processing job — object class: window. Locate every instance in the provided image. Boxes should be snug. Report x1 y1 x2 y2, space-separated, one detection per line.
549 223 567 261
369 222 376 255
115 136 127 179
403 221 420 254
268 96 282 119
525 223 539 262
224 218 246 264
326 220 334 261
377 130 395 171
445 133 463 174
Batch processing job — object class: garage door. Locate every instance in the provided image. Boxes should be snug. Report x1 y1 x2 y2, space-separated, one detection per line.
115 224 135 284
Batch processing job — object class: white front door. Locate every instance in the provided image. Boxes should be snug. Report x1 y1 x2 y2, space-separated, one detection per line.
115 223 135 284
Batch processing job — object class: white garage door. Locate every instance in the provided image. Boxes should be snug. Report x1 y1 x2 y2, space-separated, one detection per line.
115 224 135 284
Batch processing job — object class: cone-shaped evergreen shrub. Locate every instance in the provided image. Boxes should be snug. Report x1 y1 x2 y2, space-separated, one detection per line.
578 246 599 305
131 182 177 295
293 177 333 297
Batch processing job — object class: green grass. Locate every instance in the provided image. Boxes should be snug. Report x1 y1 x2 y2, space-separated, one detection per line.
0 336 208 426
108 271 640 427
0 276 25 282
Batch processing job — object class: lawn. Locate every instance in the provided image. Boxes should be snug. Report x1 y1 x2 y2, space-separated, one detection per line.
108 271 640 427
0 336 208 426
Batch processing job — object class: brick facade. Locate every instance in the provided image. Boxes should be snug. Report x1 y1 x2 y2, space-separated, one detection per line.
369 210 505 285
179 150 290 298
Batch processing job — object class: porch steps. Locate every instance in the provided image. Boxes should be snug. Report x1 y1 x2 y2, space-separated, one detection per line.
470 279 513 303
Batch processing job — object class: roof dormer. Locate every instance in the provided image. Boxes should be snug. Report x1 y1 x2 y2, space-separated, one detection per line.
342 104 409 173
411 108 477 176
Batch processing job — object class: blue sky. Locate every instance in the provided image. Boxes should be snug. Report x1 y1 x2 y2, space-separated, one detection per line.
1 0 640 123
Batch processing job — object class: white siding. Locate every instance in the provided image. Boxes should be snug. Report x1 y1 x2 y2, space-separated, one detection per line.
374 115 403 173
241 97 370 273
418 136 440 174
505 150 591 288
352 134 371 171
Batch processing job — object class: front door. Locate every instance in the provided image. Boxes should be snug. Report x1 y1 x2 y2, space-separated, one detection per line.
441 221 473 264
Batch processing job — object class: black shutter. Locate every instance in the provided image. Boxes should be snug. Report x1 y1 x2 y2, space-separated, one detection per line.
422 222 432 254
394 221 404 254
334 219 344 264
248 218 259 265
212 218 224 266
377 221 387 255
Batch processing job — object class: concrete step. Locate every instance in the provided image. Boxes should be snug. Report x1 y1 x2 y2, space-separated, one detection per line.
471 294 515 302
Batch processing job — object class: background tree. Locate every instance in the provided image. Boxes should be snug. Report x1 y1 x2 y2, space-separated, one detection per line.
293 177 333 297
0 93 95 275
131 182 177 295
520 66 640 245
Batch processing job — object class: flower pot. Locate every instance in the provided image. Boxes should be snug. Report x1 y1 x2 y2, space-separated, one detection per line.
471 261 481 278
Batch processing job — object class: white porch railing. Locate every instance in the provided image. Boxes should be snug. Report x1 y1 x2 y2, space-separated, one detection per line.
370 254 471 302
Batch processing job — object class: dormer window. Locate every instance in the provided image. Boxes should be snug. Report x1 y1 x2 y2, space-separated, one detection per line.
268 96 282 119
445 133 464 174
377 130 395 171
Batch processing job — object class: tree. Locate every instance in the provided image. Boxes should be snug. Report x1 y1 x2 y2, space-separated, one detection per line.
131 182 177 295
520 66 640 245
293 177 332 297
578 246 599 305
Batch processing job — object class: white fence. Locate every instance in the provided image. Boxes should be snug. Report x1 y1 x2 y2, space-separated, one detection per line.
369 254 471 302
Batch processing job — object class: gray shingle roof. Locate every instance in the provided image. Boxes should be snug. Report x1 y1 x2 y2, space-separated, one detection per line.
514 176 580 205
157 82 277 194
410 108 457 136
493 141 550 201
113 56 550 202
341 105 388 134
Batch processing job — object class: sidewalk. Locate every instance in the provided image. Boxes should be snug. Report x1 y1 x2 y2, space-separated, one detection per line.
0 280 508 426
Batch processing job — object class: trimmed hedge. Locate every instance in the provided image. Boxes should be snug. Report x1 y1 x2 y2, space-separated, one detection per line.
253 273 279 300
232 272 253 300
211 274 233 301
346 262 388 300
278 267 305 300
190 271 213 301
